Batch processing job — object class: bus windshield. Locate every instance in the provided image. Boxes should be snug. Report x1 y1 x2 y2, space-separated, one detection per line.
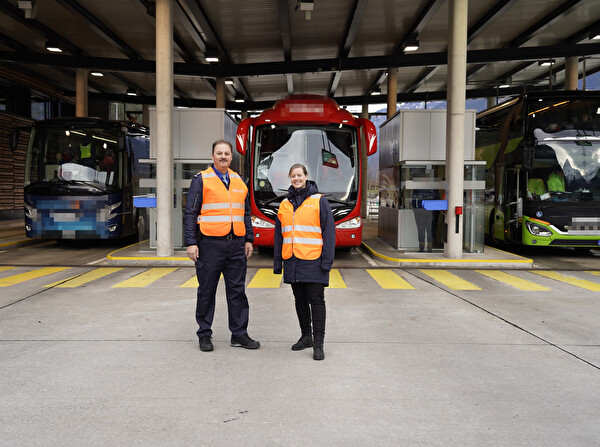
254 124 358 204
528 98 600 203
25 124 121 190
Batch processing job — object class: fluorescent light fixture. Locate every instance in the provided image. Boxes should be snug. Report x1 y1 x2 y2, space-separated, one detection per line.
590 32 600 40
235 95 245 103
205 51 220 63
538 59 555 67
403 39 420 52
45 41 62 53
126 88 137 96
90 72 104 77
225 78 234 85
370 87 381 95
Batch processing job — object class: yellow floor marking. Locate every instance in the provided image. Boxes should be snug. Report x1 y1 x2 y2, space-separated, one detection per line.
328 269 347 289
585 271 600 276
366 269 414 289
0 267 71 287
247 268 282 288
0 266 16 273
531 271 600 292
44 267 124 288
475 270 549 291
112 267 178 288
179 275 199 288
420 269 481 290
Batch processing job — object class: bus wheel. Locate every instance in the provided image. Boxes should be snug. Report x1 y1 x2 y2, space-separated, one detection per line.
136 210 148 240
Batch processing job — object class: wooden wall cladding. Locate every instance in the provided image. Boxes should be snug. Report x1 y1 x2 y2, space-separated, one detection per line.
0 112 33 212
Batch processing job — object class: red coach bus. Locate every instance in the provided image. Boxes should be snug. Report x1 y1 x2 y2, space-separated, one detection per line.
235 95 377 248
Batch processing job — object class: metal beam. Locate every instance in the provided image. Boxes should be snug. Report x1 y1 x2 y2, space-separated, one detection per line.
467 0 518 44
329 0 368 97
2 42 600 77
278 0 294 94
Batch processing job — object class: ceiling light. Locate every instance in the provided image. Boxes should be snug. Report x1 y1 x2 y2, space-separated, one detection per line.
225 78 234 85
296 0 314 20
91 72 104 77
205 50 220 63
371 87 381 95
126 88 137 96
235 94 245 103
538 59 555 67
403 38 420 53
45 41 62 53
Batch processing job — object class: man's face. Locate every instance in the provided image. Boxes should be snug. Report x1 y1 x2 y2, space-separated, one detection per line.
212 143 232 173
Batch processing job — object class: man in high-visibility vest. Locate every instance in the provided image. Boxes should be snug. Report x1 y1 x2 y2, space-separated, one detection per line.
184 139 259 352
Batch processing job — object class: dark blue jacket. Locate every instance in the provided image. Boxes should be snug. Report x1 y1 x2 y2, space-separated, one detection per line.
183 167 254 246
273 181 335 286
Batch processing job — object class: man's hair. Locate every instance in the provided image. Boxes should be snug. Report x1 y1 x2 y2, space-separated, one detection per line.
288 163 308 176
212 139 233 153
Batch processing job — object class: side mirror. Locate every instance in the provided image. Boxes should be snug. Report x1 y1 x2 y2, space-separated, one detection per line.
9 129 20 152
357 118 377 156
236 118 255 155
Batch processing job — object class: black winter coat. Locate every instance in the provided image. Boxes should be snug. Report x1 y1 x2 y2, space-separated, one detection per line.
273 181 336 286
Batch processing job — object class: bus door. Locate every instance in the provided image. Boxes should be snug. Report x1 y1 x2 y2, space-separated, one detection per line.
504 167 521 241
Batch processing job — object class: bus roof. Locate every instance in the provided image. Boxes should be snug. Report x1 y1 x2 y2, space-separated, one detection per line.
31 116 148 134
254 94 358 126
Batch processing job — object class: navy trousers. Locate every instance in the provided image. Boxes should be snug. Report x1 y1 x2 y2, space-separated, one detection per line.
194 236 249 338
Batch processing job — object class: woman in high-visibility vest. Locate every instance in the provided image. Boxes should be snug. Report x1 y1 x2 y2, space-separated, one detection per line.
273 164 335 361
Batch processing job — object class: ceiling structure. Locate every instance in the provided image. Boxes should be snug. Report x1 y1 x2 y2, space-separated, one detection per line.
0 0 600 112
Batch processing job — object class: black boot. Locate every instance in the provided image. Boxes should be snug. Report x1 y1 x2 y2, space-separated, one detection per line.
311 303 326 361
292 334 313 351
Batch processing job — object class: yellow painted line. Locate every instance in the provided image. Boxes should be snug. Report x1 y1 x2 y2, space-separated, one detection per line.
44 267 123 288
179 275 199 288
0 267 71 287
366 269 414 289
361 242 532 264
0 266 16 273
420 269 481 290
247 268 282 288
585 271 600 276
106 240 190 262
531 271 600 291
112 267 178 288
328 269 347 289
475 270 549 291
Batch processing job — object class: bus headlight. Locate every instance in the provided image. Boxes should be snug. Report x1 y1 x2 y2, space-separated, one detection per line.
107 201 121 220
252 215 275 228
336 216 361 229
526 220 552 236
24 202 35 219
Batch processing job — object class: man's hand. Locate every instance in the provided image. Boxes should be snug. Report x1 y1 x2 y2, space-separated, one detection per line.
187 244 199 262
245 242 254 259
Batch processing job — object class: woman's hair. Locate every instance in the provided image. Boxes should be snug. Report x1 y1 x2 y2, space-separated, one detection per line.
288 163 308 176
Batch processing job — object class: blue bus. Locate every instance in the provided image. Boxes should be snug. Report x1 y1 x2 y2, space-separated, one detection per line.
13 117 150 240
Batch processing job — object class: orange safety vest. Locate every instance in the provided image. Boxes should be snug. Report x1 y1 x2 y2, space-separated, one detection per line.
197 168 248 237
278 194 323 260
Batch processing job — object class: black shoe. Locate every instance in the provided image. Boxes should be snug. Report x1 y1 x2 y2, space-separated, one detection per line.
291 335 313 351
199 335 213 352
231 333 260 349
313 345 325 361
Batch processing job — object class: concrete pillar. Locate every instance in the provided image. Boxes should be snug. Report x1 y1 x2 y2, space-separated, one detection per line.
75 68 88 117
142 104 149 126
155 0 174 257
216 78 226 109
487 96 496 109
387 68 397 119
444 0 468 259
565 57 579 90
361 102 369 219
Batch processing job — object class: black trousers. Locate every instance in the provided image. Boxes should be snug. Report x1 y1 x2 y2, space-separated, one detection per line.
194 237 249 338
290 282 326 345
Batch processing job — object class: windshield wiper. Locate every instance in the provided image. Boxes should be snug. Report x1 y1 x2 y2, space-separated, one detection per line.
258 192 288 206
323 194 352 205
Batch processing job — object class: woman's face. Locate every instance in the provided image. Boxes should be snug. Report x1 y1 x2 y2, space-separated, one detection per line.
290 167 307 189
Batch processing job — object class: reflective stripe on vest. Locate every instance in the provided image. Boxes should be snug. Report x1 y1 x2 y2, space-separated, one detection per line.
197 168 248 236
278 194 323 260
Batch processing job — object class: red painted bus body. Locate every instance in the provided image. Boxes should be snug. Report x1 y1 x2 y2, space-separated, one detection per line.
236 95 377 248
